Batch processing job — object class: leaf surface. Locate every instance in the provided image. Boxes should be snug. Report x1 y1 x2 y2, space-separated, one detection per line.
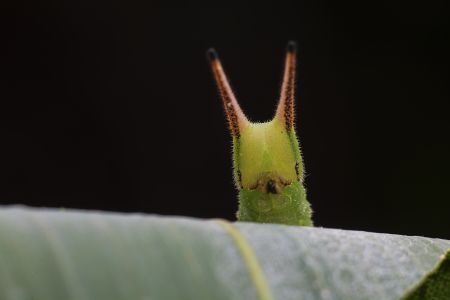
0 207 448 300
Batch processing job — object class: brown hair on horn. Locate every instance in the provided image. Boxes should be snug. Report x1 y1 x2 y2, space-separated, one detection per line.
207 48 249 138
275 41 297 130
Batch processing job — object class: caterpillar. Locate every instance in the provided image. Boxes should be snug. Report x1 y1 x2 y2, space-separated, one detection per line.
208 42 313 226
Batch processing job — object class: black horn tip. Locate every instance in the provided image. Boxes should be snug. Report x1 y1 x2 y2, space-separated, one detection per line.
287 41 297 54
207 48 219 62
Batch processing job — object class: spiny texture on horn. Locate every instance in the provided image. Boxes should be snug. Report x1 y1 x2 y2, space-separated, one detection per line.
208 48 248 138
276 41 297 130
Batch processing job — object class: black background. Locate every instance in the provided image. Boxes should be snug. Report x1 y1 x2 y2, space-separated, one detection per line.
2 1 449 238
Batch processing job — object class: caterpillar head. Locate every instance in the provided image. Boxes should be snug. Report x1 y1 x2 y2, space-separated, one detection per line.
208 42 303 194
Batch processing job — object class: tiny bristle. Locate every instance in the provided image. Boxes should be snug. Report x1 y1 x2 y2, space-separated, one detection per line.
287 41 297 54
207 48 218 62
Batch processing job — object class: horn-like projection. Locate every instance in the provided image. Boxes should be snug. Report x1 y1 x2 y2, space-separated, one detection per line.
207 49 249 137
275 41 297 130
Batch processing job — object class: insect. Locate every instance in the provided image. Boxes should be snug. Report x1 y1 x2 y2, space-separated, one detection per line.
208 42 313 226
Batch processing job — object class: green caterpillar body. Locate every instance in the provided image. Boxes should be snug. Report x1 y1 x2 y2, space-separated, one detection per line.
238 182 312 226
208 42 313 226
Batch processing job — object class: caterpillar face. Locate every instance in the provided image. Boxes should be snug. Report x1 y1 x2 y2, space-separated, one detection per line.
209 41 304 195
236 119 302 192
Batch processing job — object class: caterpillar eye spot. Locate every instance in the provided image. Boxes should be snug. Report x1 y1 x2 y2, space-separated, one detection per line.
237 170 243 185
295 162 301 180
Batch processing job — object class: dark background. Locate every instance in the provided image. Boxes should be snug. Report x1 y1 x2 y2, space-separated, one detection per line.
2 1 449 238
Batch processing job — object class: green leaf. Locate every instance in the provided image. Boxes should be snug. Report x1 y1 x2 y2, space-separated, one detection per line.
402 251 450 300
0 207 448 300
